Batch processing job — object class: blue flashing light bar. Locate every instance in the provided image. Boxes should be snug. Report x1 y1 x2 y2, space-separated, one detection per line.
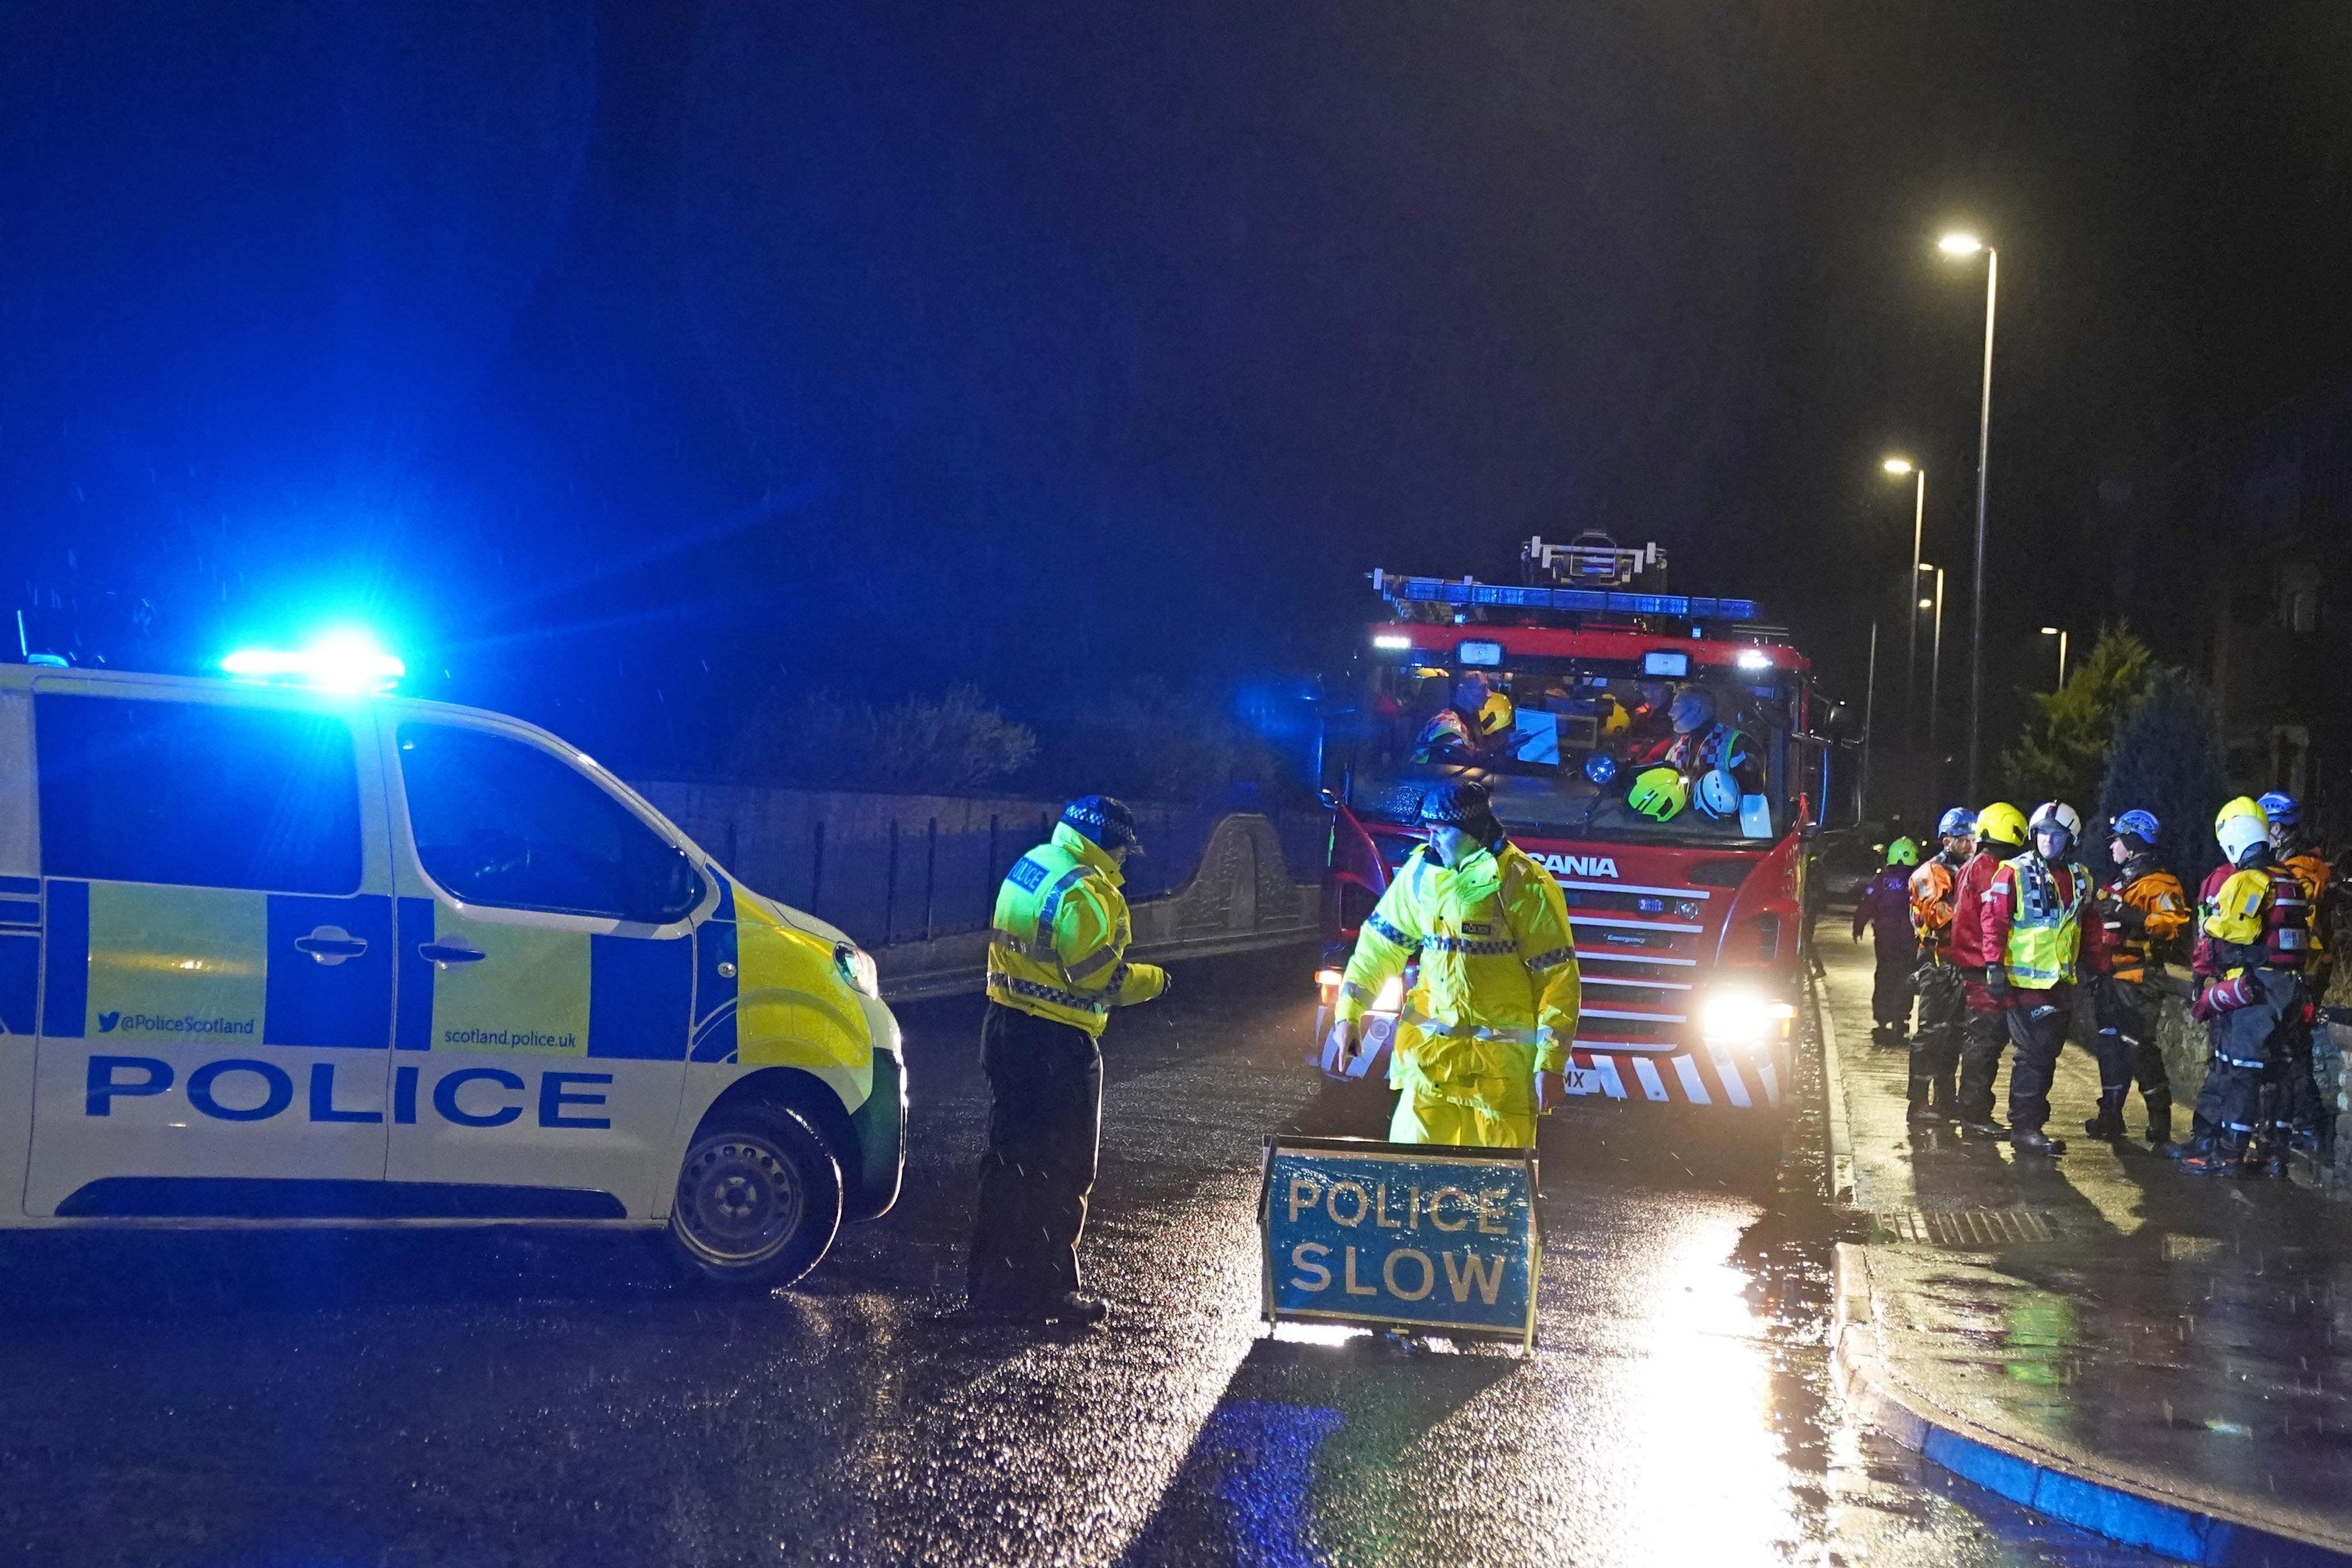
222 631 405 693
1372 571 1760 624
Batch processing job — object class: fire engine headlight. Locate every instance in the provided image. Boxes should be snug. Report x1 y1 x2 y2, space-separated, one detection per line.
835 942 880 999
1373 975 1406 1015
1700 991 1796 1043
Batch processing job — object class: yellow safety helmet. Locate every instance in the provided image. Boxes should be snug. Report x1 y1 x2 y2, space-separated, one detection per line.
1597 693 1631 736
1476 690 1516 737
1628 766 1690 822
1974 801 2028 849
2215 795 2268 834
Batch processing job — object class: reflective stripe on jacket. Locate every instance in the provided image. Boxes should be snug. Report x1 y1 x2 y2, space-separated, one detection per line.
2100 862 2188 983
985 824 1167 1036
1336 840 1581 1122
1983 853 2104 989
1851 868 1916 958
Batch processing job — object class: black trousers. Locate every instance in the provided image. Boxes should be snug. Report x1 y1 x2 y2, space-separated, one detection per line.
2195 978 2300 1144
2004 992 2074 1133
967 1002 1104 1304
1911 961 1964 1107
2093 978 2172 1120
2266 1001 2323 1138
1871 947 1920 1029
1955 996 2011 1124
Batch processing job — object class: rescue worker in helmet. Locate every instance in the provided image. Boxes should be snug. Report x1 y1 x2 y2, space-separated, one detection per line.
2260 790 2332 1155
967 795 1169 1325
1662 687 1764 795
1853 839 1923 1049
1413 671 1515 763
1980 802 2111 1155
1333 779 1581 1148
2176 797 2308 1176
1948 801 2030 1137
1905 808 1976 1124
2088 810 2189 1148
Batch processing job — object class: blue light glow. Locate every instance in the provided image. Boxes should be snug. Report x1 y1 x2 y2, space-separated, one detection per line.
1584 753 1618 786
222 629 405 693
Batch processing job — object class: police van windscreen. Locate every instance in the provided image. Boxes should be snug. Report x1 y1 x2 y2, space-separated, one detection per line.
1344 656 1797 846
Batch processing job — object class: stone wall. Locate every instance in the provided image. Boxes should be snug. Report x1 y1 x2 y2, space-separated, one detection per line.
630 780 1325 1002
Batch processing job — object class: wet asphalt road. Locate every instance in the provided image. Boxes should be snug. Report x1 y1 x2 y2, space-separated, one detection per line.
0 947 2163 1566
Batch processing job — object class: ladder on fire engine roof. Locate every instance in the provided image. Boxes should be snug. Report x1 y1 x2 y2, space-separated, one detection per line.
1373 536 1769 630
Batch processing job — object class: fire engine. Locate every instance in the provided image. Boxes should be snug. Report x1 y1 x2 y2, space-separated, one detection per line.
1312 534 1837 1124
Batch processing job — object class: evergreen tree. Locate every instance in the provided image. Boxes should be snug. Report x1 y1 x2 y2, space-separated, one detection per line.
2095 669 2230 885
1999 625 2156 812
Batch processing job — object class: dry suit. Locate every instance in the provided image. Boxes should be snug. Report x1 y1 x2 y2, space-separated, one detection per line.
1852 866 1920 1039
1980 852 2109 1137
1947 846 2012 1127
2185 855 2307 1165
1907 852 1967 1118
969 824 1167 1307
1337 839 1581 1148
2091 855 2189 1139
2270 844 2331 1147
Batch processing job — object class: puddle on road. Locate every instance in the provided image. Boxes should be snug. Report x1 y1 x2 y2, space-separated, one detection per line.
1726 1004 2163 1567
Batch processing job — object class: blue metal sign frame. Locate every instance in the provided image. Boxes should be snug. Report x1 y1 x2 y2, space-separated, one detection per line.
1258 1135 1540 1351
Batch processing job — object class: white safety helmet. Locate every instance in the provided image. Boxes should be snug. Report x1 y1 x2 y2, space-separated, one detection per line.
1693 767 1742 821
2216 810 2270 867
2029 801 2081 836
2028 801 2081 856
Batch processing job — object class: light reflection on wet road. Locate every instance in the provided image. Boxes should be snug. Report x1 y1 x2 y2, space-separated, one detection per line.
0 948 2160 1565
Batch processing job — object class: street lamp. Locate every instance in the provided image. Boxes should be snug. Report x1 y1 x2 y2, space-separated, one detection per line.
2040 625 2069 689
1926 566 1947 795
1940 230 1998 802
1882 458 1926 809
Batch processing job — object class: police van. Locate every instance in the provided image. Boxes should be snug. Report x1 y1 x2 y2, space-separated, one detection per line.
0 660 904 1288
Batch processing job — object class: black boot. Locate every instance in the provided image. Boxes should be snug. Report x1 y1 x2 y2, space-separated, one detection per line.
1932 1072 1959 1120
2177 1134 2246 1175
2145 1107 2175 1155
2084 1089 2127 1140
2012 1126 2066 1156
1906 1082 1942 1126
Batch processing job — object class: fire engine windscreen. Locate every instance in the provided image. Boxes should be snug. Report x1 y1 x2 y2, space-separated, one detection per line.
1345 659 1797 845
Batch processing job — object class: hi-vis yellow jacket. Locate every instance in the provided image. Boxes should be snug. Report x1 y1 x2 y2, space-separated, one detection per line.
986 824 1167 1036
1337 841 1581 1118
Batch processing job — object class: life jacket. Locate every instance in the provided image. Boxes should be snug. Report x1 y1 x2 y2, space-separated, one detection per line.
2000 853 2092 989
2101 860 2188 984
2276 850 2330 963
2199 862 2305 975
1909 856 1959 947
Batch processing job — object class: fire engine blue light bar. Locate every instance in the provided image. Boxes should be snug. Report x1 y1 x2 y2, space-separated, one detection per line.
1377 575 1759 622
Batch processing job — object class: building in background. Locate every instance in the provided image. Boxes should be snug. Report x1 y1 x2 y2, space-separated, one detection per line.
2115 374 2352 832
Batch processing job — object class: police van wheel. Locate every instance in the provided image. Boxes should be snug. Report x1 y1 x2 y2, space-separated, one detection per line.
668 1106 843 1289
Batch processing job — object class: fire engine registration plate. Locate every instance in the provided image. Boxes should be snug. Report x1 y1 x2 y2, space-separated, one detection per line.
1560 1066 1600 1096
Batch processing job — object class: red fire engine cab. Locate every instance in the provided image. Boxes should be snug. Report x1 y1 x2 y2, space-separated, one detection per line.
1313 535 1825 1122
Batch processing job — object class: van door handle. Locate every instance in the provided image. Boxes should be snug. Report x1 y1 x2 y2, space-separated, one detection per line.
418 940 487 967
294 925 371 966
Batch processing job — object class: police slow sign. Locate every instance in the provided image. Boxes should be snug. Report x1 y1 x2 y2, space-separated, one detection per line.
1259 1136 1540 1348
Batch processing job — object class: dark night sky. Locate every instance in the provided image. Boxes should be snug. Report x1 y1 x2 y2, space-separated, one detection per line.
3 2 2347 778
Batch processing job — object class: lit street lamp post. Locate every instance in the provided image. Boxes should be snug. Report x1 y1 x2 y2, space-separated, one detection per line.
1884 457 1925 809
1940 232 1998 802
2040 625 2069 689
1860 619 1879 819
1927 565 1947 800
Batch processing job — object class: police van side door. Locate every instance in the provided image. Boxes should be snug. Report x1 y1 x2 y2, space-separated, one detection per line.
382 715 703 1217
25 680 395 1216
